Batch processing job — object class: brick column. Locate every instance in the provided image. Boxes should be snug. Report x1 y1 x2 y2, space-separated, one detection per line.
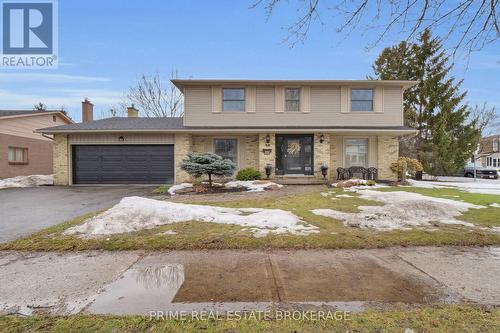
174 133 192 183
314 133 331 180
377 136 399 180
258 133 275 178
53 134 69 185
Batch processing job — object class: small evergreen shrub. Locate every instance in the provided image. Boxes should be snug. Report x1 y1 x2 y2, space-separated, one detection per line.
180 152 236 187
236 168 262 181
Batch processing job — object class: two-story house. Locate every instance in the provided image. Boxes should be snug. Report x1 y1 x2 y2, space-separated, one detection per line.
0 109 73 179
479 134 500 170
38 79 417 185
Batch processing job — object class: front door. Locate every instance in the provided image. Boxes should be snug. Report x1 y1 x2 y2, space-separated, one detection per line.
276 135 314 175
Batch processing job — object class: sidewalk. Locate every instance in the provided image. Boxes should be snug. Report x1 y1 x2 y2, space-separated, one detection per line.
1 247 498 316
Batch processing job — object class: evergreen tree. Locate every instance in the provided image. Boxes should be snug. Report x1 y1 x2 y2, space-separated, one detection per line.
180 152 236 188
371 29 480 175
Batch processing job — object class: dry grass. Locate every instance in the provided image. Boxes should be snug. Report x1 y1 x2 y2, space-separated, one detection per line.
0 305 498 333
1 186 499 251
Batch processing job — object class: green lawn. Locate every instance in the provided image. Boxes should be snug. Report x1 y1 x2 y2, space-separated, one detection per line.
0 305 498 333
1 186 499 251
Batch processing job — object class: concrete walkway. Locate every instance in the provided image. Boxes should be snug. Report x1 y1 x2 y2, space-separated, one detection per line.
0 247 498 316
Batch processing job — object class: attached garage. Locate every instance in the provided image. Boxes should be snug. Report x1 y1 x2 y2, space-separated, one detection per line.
72 145 174 184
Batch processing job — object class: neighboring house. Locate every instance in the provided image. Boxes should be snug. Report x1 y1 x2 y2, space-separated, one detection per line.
479 134 500 170
38 80 417 185
0 110 73 179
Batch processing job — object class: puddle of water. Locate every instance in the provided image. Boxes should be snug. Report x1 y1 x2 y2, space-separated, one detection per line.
87 264 184 315
86 251 443 315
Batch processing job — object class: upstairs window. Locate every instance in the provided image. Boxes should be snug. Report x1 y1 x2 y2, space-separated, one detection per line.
493 139 499 152
8 147 28 164
285 88 300 112
214 139 238 163
222 88 245 112
351 89 373 112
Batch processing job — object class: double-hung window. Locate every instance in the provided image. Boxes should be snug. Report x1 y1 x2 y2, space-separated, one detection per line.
344 139 368 167
285 88 300 112
351 89 374 112
222 88 245 112
214 139 238 164
8 147 28 164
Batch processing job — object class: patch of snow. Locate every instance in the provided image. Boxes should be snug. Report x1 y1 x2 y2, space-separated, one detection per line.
0 174 53 189
168 183 193 195
312 190 483 231
336 194 354 198
331 178 368 187
224 180 283 192
407 179 500 195
64 196 318 237
489 203 500 208
160 230 177 235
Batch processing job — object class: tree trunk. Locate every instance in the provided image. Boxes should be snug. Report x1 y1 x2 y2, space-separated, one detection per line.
208 173 212 188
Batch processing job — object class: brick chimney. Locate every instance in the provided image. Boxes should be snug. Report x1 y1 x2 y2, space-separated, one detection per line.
81 98 93 122
127 104 139 118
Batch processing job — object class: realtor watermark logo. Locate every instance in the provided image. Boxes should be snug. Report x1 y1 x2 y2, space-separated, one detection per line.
1 0 58 68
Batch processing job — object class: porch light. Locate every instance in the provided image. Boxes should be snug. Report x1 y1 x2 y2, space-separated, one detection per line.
265 164 273 179
320 164 329 179
265 134 271 144
118 136 125 142
319 134 325 143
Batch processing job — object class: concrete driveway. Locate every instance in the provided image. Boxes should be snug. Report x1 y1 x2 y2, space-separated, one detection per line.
0 186 154 243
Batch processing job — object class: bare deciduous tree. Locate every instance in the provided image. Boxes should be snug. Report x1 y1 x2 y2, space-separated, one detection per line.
99 104 126 119
125 70 184 118
469 103 499 136
252 0 499 55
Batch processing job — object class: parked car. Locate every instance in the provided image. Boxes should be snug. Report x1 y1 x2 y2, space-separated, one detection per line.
458 163 498 179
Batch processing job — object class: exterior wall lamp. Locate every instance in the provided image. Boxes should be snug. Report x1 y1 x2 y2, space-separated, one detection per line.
319 134 325 143
265 134 271 144
118 136 125 142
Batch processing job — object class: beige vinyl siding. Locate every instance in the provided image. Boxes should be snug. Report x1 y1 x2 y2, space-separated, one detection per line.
0 114 68 141
183 85 404 127
68 134 174 144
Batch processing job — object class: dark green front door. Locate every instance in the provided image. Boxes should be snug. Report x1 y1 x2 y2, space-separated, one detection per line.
276 135 314 175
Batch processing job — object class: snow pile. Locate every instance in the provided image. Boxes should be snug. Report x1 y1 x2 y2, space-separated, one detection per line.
312 189 484 231
224 180 283 192
490 203 500 208
407 179 500 195
64 196 318 237
168 183 193 195
332 178 368 188
0 174 53 189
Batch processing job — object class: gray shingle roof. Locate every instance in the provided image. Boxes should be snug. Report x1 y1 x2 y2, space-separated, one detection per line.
0 110 62 117
39 117 185 132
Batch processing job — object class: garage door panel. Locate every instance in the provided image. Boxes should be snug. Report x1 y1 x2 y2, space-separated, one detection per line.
72 145 174 184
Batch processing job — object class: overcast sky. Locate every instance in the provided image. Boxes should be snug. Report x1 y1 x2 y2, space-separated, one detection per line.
2 0 499 126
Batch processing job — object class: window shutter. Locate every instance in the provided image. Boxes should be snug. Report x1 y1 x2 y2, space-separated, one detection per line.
211 86 222 113
274 87 284 113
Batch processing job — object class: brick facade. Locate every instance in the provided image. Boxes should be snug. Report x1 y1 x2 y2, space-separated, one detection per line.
377 136 398 180
53 134 69 185
174 133 192 183
258 133 275 178
51 132 399 185
313 133 331 180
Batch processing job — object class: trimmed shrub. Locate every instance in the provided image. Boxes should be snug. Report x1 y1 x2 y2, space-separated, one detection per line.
236 167 262 181
390 157 424 179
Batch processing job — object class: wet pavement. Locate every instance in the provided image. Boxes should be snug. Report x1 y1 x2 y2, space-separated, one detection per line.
0 247 498 316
